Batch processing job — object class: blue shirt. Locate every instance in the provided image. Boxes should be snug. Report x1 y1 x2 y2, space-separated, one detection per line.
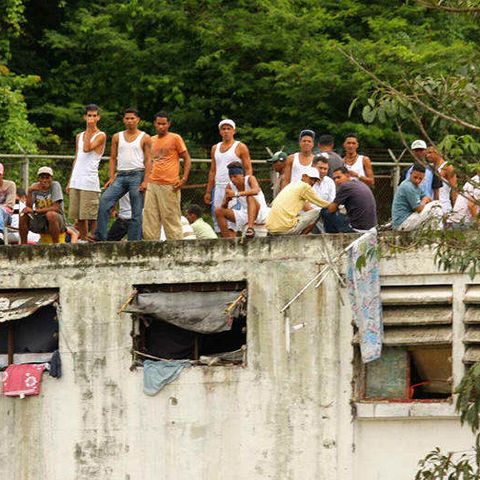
392 179 425 229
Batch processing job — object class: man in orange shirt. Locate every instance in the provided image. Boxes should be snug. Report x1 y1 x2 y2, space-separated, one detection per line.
143 111 192 240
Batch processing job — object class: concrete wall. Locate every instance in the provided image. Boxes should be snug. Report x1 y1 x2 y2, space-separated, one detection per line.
0 237 476 480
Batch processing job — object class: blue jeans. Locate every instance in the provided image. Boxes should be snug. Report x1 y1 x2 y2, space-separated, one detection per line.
95 171 144 241
321 210 354 233
0 208 11 233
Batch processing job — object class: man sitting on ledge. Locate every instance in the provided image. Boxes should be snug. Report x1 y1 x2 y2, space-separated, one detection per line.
322 166 377 233
20 166 66 244
392 163 443 231
266 167 330 235
215 162 269 238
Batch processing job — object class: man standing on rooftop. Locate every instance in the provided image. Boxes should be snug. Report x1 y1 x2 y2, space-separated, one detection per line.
204 119 253 232
143 111 191 241
0 162 16 244
283 129 316 186
318 134 344 177
94 108 151 241
342 133 375 187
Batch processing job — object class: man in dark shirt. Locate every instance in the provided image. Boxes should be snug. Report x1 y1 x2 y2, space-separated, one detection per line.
321 166 377 232
318 134 344 177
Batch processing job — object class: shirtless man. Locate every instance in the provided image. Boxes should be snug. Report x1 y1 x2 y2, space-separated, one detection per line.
342 133 374 187
204 119 252 232
283 130 316 187
67 104 106 240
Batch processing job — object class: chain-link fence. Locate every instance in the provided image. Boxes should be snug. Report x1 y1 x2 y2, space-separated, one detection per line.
0 151 410 225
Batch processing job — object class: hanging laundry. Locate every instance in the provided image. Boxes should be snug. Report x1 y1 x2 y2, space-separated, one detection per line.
346 228 383 363
143 359 191 396
3 363 46 397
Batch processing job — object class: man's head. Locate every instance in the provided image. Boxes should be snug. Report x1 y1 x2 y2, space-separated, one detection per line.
312 154 329 179
37 166 54 189
153 111 170 136
318 134 334 152
268 151 287 173
16 187 26 203
343 133 359 155
123 108 140 130
332 166 351 186
301 166 320 186
84 104 100 126
227 161 245 188
411 139 427 161
186 204 203 224
299 129 315 154
410 163 426 186
425 146 442 165
218 119 236 142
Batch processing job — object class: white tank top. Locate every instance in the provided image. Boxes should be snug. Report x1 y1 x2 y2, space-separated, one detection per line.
345 155 366 178
117 131 146 171
229 176 268 215
214 141 241 185
70 132 105 192
291 152 313 183
438 161 452 213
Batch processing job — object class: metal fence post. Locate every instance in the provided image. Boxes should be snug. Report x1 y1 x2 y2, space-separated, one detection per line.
22 155 29 191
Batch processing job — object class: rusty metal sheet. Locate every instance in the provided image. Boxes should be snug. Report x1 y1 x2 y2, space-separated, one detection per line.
0 290 58 323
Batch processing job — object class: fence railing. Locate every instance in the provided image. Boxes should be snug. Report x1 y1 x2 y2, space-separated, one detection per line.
0 153 413 224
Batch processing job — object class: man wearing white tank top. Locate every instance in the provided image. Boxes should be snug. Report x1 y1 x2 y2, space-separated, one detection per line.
283 129 316 187
425 146 457 215
67 104 106 240
94 108 151 241
215 161 269 239
204 119 252 232
342 133 375 187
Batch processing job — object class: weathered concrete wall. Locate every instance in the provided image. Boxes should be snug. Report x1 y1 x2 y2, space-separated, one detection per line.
0 237 476 480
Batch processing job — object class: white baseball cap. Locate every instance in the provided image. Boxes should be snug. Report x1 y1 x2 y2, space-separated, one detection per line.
411 139 427 150
218 119 236 129
37 166 53 176
303 167 320 180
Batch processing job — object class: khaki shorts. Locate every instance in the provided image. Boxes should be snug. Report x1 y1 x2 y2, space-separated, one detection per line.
69 188 100 220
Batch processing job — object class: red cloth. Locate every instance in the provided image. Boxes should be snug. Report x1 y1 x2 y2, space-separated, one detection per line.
2 363 46 397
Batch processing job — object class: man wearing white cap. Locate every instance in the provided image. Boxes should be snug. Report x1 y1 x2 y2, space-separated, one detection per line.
204 119 252 231
266 167 330 235
402 139 442 199
0 162 16 243
19 166 66 244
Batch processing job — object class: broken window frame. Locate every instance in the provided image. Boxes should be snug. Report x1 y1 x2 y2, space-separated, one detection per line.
0 289 59 369
127 281 248 368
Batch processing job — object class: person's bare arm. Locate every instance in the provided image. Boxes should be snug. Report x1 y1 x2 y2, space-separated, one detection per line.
140 134 152 192
222 184 235 208
84 131 106 153
22 186 35 214
204 145 216 205
4 182 16 210
35 201 60 214
360 156 375 186
283 155 294 186
105 133 119 189
446 165 458 204
237 143 253 175
415 196 432 213
66 133 80 193
236 175 261 197
174 149 191 191
327 202 338 213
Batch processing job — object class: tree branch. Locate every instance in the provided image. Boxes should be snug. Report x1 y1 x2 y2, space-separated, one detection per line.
417 1 480 13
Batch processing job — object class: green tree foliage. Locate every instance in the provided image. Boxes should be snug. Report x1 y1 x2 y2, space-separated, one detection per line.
0 0 41 152
10 0 480 153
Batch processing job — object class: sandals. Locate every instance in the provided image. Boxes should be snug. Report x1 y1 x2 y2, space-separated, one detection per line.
245 227 256 239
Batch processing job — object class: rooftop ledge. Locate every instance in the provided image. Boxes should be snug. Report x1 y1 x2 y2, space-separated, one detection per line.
355 401 458 419
0 232 431 267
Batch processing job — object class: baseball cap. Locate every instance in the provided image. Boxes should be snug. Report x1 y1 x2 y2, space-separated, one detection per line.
0 163 4 175
218 119 236 129
267 151 288 163
303 167 320 180
411 139 427 150
37 166 53 176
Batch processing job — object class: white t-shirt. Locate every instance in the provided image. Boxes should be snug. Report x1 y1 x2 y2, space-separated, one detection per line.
449 175 480 225
70 132 105 192
312 176 336 208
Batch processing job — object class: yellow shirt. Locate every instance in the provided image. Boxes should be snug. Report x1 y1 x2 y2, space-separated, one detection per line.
266 181 330 233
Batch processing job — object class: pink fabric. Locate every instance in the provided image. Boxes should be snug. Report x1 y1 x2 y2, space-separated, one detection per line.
2 364 46 397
